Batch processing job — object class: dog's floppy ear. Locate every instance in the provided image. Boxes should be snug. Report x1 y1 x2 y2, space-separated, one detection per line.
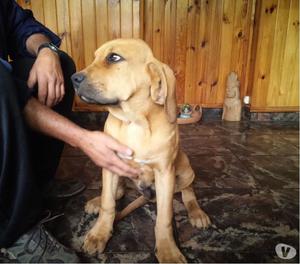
148 61 177 123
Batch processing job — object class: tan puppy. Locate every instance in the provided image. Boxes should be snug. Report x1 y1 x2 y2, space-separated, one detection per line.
72 39 211 263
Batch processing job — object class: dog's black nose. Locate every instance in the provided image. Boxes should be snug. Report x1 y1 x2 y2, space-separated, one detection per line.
71 73 86 88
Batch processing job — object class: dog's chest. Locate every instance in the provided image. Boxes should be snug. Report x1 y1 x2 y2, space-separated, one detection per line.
120 122 156 154
105 115 177 161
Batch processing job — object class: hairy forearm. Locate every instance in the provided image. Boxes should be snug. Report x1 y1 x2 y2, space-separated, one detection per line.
23 99 139 177
26 33 51 56
24 97 85 148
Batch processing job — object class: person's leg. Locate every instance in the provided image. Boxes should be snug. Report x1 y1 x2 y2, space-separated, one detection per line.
0 63 42 247
12 52 76 188
0 58 80 262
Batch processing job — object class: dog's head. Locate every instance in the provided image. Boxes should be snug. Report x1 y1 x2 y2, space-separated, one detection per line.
71 38 177 123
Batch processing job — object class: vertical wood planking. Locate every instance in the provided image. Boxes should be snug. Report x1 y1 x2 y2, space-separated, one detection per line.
30 0 45 24
247 0 261 97
277 0 299 107
251 0 278 108
69 0 84 70
56 0 72 53
133 0 141 38
230 0 254 98
17 0 299 111
205 0 222 105
108 0 121 40
152 0 164 60
200 0 216 105
43 0 58 33
95 0 108 47
194 0 209 105
244 0 257 97
184 0 200 104
144 0 154 48
82 0 97 65
217 0 235 104
267 0 290 106
121 0 133 38
174 0 188 103
163 0 177 68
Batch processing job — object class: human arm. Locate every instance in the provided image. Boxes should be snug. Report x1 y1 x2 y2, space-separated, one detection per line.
5 0 61 58
26 34 65 107
24 97 140 178
5 0 64 107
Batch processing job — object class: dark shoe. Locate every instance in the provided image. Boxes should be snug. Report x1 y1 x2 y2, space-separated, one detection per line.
1 214 79 263
46 178 86 199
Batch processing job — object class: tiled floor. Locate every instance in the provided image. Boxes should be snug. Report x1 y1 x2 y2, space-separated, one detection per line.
52 120 299 263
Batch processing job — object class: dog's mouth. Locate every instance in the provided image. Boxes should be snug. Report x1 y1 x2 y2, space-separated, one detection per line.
79 95 98 104
78 93 119 106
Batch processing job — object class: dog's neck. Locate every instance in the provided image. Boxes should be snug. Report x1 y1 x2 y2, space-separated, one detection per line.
108 86 160 131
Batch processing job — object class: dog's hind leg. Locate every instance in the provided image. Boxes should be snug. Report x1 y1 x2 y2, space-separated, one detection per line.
83 170 119 255
181 185 211 228
85 177 126 214
175 150 211 229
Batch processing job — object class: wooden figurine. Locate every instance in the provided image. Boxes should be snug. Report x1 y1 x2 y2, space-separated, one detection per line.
222 72 242 121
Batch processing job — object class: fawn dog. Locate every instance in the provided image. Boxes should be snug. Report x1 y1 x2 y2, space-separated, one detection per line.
71 39 210 263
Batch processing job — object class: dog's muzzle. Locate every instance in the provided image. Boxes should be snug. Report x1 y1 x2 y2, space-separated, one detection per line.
71 73 119 105
71 73 85 91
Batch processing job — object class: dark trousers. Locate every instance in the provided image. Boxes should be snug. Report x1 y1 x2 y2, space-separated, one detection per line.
0 52 75 247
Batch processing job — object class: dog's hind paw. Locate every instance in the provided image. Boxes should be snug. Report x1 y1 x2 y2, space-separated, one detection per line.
189 208 211 229
85 196 101 214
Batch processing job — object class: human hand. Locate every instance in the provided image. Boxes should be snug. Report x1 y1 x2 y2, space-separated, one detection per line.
79 130 140 178
27 48 65 107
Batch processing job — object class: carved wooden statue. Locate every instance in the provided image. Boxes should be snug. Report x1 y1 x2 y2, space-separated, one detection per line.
222 72 242 121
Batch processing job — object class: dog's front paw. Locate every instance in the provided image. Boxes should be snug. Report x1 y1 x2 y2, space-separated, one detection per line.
189 207 211 229
85 196 101 214
82 230 110 256
156 242 187 263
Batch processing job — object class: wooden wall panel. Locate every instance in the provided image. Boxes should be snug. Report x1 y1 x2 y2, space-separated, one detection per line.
56 0 72 53
82 0 97 66
120 0 133 37
144 0 255 108
251 0 299 111
95 0 109 46
43 0 58 33
174 0 188 104
16 0 298 112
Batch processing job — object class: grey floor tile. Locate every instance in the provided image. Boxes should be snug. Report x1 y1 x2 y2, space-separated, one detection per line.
51 120 299 263
238 155 299 189
189 154 258 189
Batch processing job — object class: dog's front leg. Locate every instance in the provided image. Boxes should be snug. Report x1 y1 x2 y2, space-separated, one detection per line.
154 166 187 263
83 169 118 256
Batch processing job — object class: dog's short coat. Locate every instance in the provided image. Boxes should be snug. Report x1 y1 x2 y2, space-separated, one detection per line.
72 39 211 263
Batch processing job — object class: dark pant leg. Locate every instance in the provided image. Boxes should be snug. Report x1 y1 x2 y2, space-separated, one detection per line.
0 64 42 248
12 52 76 188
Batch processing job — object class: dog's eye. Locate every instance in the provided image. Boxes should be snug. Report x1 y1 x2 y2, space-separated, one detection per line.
106 53 124 64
